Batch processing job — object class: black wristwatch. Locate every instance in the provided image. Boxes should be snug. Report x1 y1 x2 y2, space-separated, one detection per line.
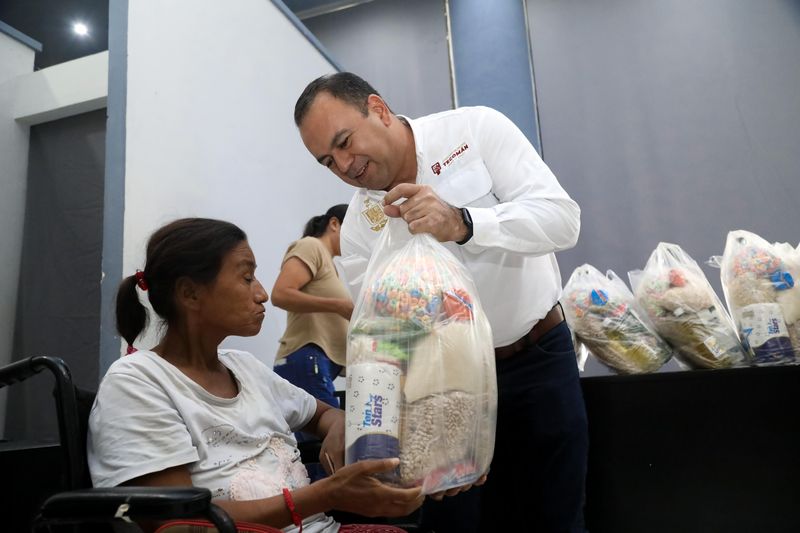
456 207 473 245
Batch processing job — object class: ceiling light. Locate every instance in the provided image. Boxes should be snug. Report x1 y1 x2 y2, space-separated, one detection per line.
73 22 89 36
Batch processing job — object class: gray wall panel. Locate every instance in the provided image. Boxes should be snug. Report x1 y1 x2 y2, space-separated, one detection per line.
526 0 800 374
6 109 106 441
302 0 452 118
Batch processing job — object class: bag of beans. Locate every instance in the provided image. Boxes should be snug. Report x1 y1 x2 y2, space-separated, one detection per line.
630 242 747 369
345 220 496 494
718 230 798 365
562 264 673 374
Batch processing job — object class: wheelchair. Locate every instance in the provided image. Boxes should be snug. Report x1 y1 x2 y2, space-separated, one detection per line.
0 355 296 532
1 355 427 532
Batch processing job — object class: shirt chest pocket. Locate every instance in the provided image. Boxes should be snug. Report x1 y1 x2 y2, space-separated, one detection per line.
434 159 498 208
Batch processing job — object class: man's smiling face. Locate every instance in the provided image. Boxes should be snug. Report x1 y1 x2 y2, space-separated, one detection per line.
298 92 399 191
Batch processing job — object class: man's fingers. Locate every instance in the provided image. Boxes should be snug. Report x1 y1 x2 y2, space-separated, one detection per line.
383 203 402 218
383 183 423 206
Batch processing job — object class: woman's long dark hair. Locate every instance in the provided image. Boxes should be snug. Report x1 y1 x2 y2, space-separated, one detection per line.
116 218 247 347
302 204 348 238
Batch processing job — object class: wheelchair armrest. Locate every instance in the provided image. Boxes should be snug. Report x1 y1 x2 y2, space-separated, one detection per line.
0 356 71 388
36 487 236 533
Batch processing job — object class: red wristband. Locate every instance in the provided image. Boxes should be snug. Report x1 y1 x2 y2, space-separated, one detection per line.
282 488 303 532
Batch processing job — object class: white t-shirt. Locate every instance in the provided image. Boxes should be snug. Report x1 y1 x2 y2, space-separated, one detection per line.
88 349 338 533
340 106 581 347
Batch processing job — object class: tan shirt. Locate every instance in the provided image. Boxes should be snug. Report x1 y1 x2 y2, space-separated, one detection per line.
276 237 350 365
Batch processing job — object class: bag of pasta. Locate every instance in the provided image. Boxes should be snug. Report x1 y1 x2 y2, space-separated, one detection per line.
630 243 747 369
719 230 798 365
562 264 672 374
345 220 496 494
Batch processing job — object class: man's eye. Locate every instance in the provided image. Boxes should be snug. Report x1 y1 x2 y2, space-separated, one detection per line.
339 136 350 149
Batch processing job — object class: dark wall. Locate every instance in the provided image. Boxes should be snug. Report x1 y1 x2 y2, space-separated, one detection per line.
6 109 106 442
0 0 108 69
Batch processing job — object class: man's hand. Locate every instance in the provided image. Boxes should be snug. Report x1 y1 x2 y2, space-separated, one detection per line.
428 472 488 501
383 183 468 243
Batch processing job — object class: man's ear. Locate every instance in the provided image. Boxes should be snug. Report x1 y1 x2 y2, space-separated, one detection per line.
367 94 391 126
175 277 202 311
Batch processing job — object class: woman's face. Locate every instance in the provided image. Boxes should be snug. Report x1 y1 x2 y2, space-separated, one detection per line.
197 241 268 338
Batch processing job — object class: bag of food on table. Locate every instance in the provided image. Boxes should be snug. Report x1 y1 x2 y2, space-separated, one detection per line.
562 264 672 374
719 230 798 365
345 220 497 494
630 242 747 369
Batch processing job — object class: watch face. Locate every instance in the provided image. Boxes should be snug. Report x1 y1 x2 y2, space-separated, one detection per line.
461 208 473 228
458 207 474 245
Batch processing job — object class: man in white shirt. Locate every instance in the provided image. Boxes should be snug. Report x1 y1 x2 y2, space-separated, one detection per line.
294 72 588 533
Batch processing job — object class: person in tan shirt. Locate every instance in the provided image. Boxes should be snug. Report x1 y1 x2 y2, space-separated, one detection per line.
272 204 352 413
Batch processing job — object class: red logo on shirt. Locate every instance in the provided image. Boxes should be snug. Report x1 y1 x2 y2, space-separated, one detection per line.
431 162 442 175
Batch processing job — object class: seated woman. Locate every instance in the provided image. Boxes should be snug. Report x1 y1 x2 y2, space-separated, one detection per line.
87 218 423 532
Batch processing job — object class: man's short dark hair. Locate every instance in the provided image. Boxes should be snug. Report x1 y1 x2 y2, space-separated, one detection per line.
294 72 381 126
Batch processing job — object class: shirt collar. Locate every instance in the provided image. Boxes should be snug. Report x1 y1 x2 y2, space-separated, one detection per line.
398 115 425 182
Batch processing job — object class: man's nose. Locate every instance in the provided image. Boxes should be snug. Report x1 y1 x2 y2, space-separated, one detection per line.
332 150 352 174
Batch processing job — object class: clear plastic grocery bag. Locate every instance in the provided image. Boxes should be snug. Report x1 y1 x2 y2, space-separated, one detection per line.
718 230 798 365
629 243 747 369
562 264 672 374
345 220 497 494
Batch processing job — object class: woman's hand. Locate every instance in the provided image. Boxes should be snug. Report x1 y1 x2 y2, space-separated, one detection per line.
336 298 354 320
324 458 424 517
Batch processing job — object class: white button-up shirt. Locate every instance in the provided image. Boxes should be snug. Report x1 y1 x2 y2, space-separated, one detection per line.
339 106 580 347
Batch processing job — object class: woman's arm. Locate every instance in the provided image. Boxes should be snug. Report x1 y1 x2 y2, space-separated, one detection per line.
125 464 323 528
301 399 346 472
125 460 423 527
271 257 353 319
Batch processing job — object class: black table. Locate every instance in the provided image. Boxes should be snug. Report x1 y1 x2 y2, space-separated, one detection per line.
581 365 800 533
